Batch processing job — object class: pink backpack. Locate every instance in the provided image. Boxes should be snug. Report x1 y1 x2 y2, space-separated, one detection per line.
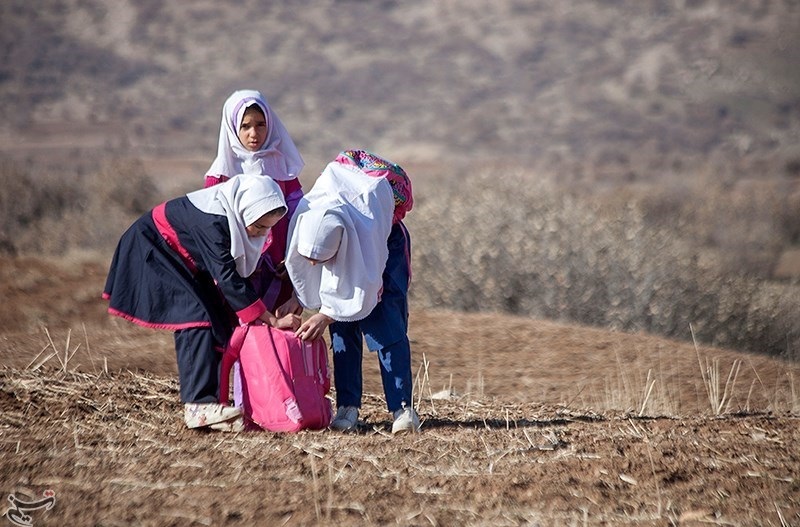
219 323 332 432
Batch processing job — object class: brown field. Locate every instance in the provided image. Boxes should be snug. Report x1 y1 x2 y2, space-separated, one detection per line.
1 256 799 526
2 1 800 524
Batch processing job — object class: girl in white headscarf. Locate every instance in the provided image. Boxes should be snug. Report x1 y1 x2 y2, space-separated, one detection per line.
103 174 301 432
205 89 305 312
285 168 394 324
205 90 304 186
285 150 420 435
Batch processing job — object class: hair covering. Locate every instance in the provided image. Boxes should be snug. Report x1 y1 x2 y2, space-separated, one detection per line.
335 150 413 223
285 159 395 322
295 208 345 263
205 89 305 182
187 174 286 278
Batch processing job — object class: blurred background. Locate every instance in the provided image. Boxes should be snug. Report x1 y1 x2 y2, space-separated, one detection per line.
0 0 798 356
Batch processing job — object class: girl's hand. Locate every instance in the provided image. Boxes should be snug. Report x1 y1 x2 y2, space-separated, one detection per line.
258 312 301 331
274 260 290 281
295 313 333 341
274 313 302 331
276 293 302 317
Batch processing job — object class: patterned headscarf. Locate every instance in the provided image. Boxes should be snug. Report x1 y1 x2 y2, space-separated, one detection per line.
335 150 413 223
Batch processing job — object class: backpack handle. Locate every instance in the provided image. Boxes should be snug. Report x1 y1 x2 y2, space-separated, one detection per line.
218 323 252 405
263 325 296 396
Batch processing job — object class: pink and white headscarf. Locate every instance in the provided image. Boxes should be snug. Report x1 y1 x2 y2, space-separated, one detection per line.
205 90 305 182
285 161 395 322
336 150 413 224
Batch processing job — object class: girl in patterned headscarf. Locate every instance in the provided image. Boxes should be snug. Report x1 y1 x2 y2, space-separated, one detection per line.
205 89 305 312
285 150 420 435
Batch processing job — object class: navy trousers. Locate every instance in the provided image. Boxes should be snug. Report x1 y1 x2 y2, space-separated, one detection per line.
174 328 221 403
329 223 413 413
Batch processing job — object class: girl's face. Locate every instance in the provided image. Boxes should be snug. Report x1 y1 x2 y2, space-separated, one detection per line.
246 212 281 238
238 107 268 152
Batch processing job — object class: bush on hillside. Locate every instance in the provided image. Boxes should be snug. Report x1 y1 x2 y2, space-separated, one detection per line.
0 158 158 256
406 170 800 358
2 157 797 357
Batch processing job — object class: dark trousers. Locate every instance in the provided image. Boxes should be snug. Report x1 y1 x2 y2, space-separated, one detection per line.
330 327 412 412
330 222 413 413
174 327 221 403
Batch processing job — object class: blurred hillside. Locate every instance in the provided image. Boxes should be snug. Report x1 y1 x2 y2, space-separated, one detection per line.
1 0 799 356
1 0 799 182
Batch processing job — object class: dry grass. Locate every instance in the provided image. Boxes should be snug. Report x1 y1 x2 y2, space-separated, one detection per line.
1 362 799 526
2 302 800 524
5 156 798 358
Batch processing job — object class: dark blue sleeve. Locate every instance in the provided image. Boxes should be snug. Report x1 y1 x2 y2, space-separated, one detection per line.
189 221 262 315
165 197 265 321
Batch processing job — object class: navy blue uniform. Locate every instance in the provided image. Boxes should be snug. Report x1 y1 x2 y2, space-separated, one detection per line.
104 197 267 403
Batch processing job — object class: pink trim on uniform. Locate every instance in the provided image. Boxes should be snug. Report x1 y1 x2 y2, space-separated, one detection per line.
237 298 267 323
204 174 230 188
107 307 212 330
152 202 198 275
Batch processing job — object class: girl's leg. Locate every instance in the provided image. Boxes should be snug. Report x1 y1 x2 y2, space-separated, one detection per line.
376 337 413 413
174 327 220 403
329 321 364 408
364 222 414 413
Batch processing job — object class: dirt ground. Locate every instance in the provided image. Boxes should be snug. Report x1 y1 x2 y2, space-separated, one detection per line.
1 255 799 526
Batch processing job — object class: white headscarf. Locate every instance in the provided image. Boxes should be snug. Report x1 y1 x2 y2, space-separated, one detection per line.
205 89 305 182
295 208 345 263
285 161 395 322
187 174 286 278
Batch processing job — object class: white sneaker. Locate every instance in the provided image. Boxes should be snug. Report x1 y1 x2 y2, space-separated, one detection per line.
184 403 242 429
209 415 245 433
330 406 359 431
391 406 420 434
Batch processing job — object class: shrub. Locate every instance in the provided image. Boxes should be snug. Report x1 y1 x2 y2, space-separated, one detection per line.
0 157 158 255
406 169 800 357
